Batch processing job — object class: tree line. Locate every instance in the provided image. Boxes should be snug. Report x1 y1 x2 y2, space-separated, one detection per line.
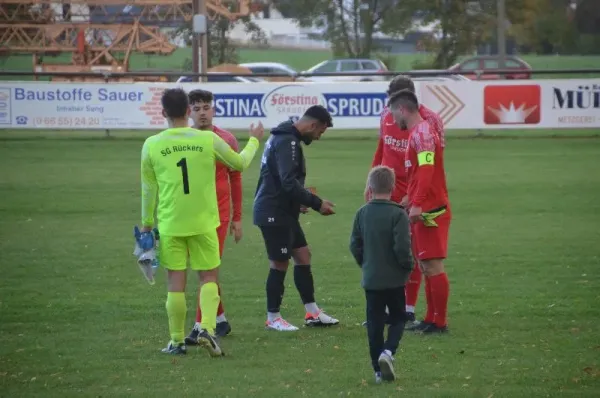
178 0 599 69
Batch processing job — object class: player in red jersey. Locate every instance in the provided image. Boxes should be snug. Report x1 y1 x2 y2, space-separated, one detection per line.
184 89 243 341
388 89 451 334
365 75 445 327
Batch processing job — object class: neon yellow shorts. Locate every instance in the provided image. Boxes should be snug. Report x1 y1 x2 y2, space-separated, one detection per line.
158 230 221 271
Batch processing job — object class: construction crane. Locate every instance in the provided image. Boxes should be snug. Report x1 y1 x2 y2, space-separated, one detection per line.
0 0 263 81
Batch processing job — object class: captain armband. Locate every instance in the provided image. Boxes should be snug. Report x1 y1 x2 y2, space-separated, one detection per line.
417 151 434 166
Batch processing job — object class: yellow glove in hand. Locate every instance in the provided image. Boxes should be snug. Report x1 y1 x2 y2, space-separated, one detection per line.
421 207 447 227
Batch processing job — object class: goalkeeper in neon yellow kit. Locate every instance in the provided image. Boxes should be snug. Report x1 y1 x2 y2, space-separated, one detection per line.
140 88 264 356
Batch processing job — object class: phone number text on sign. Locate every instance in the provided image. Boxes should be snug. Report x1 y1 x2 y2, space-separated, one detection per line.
33 116 101 127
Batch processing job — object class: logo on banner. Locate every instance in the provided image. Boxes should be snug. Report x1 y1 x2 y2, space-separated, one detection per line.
0 89 10 125
484 85 541 124
262 85 326 120
424 85 465 125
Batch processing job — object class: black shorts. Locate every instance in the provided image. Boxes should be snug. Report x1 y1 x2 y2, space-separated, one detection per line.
259 220 308 262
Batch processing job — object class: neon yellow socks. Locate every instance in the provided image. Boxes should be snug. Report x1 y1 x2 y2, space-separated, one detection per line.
199 282 220 335
165 292 186 345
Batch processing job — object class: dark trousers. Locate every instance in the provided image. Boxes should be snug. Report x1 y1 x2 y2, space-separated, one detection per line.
365 286 407 372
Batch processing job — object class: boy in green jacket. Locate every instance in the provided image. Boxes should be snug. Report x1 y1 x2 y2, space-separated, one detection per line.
350 165 414 383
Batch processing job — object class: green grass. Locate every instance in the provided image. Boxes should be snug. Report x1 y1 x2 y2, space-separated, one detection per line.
1 135 600 397
2 48 600 80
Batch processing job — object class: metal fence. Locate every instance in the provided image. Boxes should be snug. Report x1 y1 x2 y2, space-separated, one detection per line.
1 68 600 82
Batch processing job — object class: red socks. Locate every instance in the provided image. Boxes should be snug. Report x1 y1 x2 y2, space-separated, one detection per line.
196 284 224 323
424 277 435 324
428 273 449 327
405 262 422 309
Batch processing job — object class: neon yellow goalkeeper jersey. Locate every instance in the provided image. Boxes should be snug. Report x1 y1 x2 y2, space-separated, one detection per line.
141 127 259 236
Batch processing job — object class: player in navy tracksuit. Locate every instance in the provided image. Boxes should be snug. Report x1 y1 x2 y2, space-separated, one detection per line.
253 105 340 331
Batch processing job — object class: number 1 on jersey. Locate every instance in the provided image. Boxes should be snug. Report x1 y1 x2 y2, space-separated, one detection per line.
176 157 190 194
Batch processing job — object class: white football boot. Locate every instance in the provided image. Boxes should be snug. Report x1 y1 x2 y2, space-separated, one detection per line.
265 317 299 331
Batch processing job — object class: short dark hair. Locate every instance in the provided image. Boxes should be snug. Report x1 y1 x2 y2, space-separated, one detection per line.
386 75 415 96
368 165 395 195
388 89 419 112
188 89 214 105
161 88 189 119
302 105 333 127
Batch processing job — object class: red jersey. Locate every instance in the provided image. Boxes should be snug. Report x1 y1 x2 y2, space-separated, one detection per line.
405 119 449 211
213 126 242 223
371 104 444 202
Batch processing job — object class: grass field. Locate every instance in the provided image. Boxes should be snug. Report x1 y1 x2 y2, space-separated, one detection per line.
1 134 600 397
2 48 600 80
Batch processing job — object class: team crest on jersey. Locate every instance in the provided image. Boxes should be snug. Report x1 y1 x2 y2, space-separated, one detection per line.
405 160 412 168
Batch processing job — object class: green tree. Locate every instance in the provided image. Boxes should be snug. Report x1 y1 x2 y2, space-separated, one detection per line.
273 0 413 58
176 12 267 69
412 0 491 68
509 0 578 54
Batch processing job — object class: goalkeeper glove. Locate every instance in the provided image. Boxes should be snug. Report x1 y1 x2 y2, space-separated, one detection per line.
134 225 155 251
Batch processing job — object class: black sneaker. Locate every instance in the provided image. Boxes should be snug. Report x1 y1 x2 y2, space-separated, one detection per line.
184 325 200 346
215 321 232 337
197 329 224 357
161 342 186 355
406 320 433 332
421 323 449 335
405 312 416 323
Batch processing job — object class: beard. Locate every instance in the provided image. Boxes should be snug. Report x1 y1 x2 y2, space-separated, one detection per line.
398 120 408 130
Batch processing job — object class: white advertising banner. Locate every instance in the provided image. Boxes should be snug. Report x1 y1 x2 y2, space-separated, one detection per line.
0 79 597 130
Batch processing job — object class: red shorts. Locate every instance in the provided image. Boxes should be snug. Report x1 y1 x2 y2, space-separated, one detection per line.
217 220 229 258
412 212 451 261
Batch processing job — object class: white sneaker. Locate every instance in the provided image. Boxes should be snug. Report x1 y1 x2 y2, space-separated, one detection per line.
378 352 396 382
374 371 382 384
265 317 299 331
304 310 339 327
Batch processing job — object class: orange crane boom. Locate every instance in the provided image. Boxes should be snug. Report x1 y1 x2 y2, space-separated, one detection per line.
0 0 254 23
0 0 262 80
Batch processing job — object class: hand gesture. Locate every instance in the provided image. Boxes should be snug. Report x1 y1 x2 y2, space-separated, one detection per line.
400 195 409 208
249 121 265 141
229 221 243 243
319 200 336 216
408 206 422 223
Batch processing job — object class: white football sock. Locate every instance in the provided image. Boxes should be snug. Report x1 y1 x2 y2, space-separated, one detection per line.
216 314 227 323
406 305 415 313
304 302 320 315
267 312 281 322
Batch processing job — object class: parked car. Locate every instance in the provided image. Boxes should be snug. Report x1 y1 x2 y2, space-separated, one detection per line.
176 73 263 83
297 58 389 82
411 73 471 82
239 62 298 78
448 55 532 80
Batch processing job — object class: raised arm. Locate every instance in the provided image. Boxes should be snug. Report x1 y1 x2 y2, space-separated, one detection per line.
140 139 158 228
228 137 243 222
214 135 259 172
